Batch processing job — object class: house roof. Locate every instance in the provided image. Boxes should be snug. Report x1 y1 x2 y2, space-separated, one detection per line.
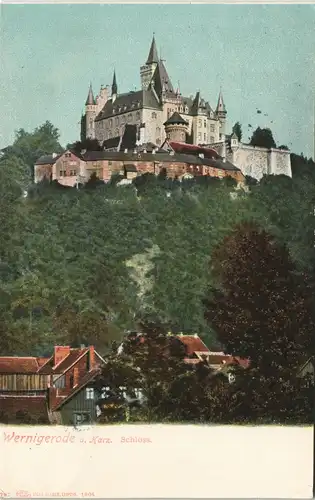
0 357 47 374
176 335 210 355
34 154 62 166
103 136 121 151
0 395 50 423
38 348 89 375
168 141 220 159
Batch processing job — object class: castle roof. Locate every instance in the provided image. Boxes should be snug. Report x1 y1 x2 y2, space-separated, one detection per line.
216 90 226 113
146 35 159 64
150 59 174 97
95 89 160 121
85 83 96 105
164 112 188 126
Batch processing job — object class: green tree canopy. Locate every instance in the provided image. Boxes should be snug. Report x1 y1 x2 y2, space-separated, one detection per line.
249 127 277 149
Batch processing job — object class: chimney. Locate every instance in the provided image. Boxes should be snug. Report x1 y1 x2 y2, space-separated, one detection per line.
124 149 128 153
81 149 87 155
53 346 70 367
199 153 204 158
152 149 156 155
52 153 57 159
73 367 79 387
89 346 95 369
194 333 198 338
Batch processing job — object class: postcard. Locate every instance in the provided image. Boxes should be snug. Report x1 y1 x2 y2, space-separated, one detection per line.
0 2 314 498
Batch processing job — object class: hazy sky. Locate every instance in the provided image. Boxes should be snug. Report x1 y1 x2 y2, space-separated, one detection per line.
1 4 314 157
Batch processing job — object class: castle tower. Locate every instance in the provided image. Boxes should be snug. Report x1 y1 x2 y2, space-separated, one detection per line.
111 71 118 103
164 112 188 143
96 84 109 114
85 83 97 139
215 90 227 137
140 35 159 90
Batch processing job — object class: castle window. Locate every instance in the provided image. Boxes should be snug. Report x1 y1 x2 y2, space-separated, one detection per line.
109 119 113 127
128 113 132 123
59 170 66 177
185 106 188 113
70 170 76 176
210 136 214 143
210 124 215 132
121 116 126 124
198 132 202 141
204 120 207 128
136 111 141 121
156 126 161 135
152 112 157 119
204 133 206 141
115 117 119 126
198 119 202 127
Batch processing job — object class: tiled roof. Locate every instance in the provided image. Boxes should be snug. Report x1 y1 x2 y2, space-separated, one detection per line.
0 357 42 374
0 395 50 423
176 335 210 355
38 348 88 375
95 89 160 122
103 136 121 150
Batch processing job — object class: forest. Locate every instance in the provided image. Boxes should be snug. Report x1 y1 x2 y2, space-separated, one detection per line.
0 121 314 423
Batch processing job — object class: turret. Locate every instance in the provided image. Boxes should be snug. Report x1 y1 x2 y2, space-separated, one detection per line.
85 83 97 139
140 34 159 90
111 71 118 103
164 112 188 143
216 89 227 137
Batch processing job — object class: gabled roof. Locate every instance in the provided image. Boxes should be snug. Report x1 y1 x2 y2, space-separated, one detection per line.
52 368 101 410
150 59 174 98
146 35 159 64
38 347 89 375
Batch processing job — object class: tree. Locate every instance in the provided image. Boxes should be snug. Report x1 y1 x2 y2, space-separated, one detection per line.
2 121 63 177
250 127 276 149
204 221 313 422
232 122 242 141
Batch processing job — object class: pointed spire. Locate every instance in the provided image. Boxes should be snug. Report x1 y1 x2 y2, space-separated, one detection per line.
85 83 95 105
146 34 159 64
112 70 118 96
216 89 226 113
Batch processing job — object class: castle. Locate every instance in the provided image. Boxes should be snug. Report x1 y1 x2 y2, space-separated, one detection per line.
81 35 225 148
80 35 292 181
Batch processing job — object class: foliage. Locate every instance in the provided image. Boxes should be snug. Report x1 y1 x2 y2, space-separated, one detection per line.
232 122 242 141
249 127 277 149
204 222 313 423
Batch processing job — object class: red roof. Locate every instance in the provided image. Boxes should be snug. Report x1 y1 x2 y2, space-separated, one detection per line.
176 335 210 355
169 141 220 159
0 357 41 374
38 348 89 374
0 395 50 423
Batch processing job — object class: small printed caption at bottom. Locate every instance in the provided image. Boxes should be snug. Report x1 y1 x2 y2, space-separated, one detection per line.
3 431 152 445
1 491 95 498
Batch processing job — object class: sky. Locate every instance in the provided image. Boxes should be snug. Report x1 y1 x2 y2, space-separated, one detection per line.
1 4 315 157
